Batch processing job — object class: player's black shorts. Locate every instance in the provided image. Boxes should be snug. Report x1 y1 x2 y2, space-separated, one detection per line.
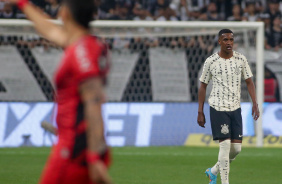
210 106 243 141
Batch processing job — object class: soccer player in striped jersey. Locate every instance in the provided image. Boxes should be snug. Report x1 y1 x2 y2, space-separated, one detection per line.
197 29 260 184
8 0 113 183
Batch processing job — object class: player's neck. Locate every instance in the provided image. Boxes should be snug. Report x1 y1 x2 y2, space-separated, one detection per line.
218 50 233 59
65 23 89 46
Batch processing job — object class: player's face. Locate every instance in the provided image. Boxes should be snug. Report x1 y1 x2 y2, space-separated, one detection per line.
218 33 234 53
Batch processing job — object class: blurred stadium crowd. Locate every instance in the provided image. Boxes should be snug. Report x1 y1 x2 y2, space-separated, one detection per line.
0 0 281 102
0 0 282 50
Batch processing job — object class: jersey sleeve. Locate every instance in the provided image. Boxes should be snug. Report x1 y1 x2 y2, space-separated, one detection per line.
199 59 212 84
241 56 253 80
72 41 102 83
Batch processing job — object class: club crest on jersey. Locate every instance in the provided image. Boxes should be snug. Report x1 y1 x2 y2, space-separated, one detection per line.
221 124 229 134
233 66 240 75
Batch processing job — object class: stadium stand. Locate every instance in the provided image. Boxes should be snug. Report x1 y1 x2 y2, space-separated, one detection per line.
0 0 282 102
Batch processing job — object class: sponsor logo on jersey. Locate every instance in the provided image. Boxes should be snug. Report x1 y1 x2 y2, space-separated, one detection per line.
76 44 91 72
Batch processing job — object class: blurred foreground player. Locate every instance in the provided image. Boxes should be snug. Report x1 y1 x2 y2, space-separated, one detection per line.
197 29 260 184
9 0 113 183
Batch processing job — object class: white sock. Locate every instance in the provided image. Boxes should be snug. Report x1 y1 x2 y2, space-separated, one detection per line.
218 140 231 184
211 162 219 175
211 143 242 175
229 143 242 162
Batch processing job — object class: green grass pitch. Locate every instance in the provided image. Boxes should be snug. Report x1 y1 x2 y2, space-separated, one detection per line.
0 146 281 184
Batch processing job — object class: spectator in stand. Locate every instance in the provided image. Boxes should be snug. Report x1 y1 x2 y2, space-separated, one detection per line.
136 0 156 17
242 1 260 21
266 16 282 51
111 1 138 50
98 0 116 20
279 0 282 14
258 12 271 48
155 6 180 48
44 0 60 19
265 0 282 26
115 0 134 17
156 6 178 21
141 0 159 17
188 7 201 20
0 0 5 15
169 0 190 21
133 3 153 21
109 1 131 20
187 0 209 13
133 0 154 11
1 2 15 18
210 0 233 20
260 12 271 33
150 0 170 18
227 4 243 21
131 3 155 51
254 0 265 14
93 0 100 20
199 2 223 21
264 67 280 102
241 0 265 14
15 9 25 19
116 0 134 6
169 0 208 21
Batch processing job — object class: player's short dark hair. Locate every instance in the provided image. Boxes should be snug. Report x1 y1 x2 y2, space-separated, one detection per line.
63 0 95 29
218 29 233 37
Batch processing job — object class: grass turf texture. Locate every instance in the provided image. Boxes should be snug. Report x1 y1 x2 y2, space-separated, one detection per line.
0 146 281 184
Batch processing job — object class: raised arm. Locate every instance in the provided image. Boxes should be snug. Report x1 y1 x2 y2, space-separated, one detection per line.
79 77 112 184
245 78 260 120
9 0 68 47
197 82 208 128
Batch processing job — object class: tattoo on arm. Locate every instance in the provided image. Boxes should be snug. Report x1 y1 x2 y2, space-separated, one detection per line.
79 78 104 104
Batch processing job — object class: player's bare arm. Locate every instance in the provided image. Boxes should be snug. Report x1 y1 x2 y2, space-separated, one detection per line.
245 78 260 120
197 82 208 128
7 0 68 47
80 77 106 152
79 77 112 184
